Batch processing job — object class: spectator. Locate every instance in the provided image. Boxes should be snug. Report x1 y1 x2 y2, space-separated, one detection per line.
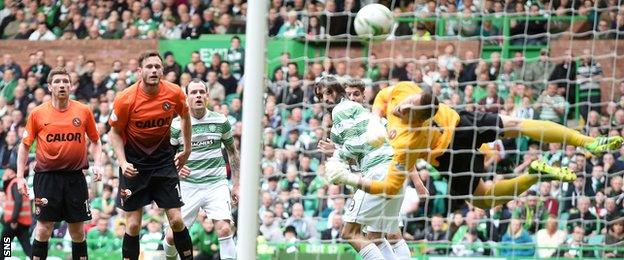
568 196 598 236
577 48 603 121
596 19 615 39
513 96 535 119
306 16 325 39
226 36 245 80
158 16 182 39
549 50 577 105
604 219 624 258
283 203 317 240
603 153 624 174
182 13 209 39
281 76 304 107
478 82 503 113
524 49 555 92
28 22 56 40
140 217 164 251
30 50 51 86
518 191 549 234
423 215 449 255
320 212 343 242
0 55 22 79
0 69 17 102
3 9 25 39
91 184 115 217
534 83 567 123
218 61 238 96
501 218 535 257
206 71 226 103
214 13 239 34
605 175 623 199
451 211 486 243
452 228 485 256
560 225 594 258
278 10 304 38
86 218 115 251
535 216 567 258
135 7 157 38
193 217 220 259
13 22 32 39
260 210 284 243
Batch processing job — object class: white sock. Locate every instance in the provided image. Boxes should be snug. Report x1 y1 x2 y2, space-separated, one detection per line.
218 235 237 260
391 239 412 260
162 238 178 260
379 239 397 260
359 243 386 260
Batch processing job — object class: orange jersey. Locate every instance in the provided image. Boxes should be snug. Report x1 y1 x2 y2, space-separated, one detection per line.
23 100 99 172
109 79 188 169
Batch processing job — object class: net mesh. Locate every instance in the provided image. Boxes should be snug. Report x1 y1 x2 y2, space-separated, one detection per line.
260 0 624 258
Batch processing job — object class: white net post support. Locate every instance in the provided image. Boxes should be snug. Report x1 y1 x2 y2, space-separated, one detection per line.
237 0 268 259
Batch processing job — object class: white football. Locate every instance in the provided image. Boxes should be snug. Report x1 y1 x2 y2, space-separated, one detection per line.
354 4 394 38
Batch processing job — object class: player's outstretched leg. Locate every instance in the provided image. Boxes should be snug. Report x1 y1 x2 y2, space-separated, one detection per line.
502 116 623 155
471 161 576 209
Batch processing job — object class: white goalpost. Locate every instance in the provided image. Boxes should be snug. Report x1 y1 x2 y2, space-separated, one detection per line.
237 0 268 259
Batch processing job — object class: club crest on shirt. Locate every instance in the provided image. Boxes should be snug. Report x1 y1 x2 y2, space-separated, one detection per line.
72 117 82 127
208 124 216 132
163 102 171 111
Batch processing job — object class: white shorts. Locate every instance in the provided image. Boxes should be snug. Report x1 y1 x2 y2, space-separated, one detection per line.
179 179 233 227
343 162 404 233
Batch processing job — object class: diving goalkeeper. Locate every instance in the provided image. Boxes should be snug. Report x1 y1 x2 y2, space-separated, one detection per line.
322 81 623 209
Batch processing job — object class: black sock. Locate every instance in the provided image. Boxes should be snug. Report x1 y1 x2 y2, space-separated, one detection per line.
173 227 193 260
122 233 140 260
32 239 49 260
72 241 88 260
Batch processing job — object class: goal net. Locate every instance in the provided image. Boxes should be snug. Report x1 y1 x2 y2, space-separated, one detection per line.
256 0 624 259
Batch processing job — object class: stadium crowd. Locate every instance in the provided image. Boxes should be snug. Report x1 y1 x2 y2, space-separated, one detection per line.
3 0 624 41
0 0 624 258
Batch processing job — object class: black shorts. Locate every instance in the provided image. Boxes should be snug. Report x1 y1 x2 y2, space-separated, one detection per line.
117 164 183 211
33 171 91 223
436 110 503 199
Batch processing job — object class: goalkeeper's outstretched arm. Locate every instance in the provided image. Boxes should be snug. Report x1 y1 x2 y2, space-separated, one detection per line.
325 159 427 196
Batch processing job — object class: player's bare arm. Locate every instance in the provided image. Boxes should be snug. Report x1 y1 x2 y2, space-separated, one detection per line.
89 139 104 182
108 126 138 178
225 141 240 205
16 142 31 196
174 111 192 171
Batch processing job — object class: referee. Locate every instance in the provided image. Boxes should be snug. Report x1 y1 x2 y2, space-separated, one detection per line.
16 67 103 260
108 51 193 260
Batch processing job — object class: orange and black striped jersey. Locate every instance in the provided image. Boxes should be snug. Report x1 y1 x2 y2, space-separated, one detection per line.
109 79 188 170
23 100 99 172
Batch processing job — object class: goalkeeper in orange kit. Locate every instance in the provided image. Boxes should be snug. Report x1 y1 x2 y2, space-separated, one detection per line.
323 81 623 209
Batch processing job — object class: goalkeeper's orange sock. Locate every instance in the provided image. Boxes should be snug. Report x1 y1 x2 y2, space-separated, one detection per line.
472 174 538 209
519 119 594 146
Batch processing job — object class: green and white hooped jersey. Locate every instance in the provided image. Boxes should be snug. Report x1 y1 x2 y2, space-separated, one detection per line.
330 99 393 173
170 110 234 184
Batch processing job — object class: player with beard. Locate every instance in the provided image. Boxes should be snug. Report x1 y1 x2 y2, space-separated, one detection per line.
108 51 194 260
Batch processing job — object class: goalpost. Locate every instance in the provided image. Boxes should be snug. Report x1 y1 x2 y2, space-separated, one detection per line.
237 0 622 259
238 0 268 259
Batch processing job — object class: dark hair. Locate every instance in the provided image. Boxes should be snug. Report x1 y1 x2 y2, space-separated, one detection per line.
47 67 71 84
138 51 163 67
231 35 241 42
186 78 208 94
314 75 344 101
345 79 365 92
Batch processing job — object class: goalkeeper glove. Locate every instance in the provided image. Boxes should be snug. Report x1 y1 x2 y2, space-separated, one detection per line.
324 157 361 188
365 114 388 148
